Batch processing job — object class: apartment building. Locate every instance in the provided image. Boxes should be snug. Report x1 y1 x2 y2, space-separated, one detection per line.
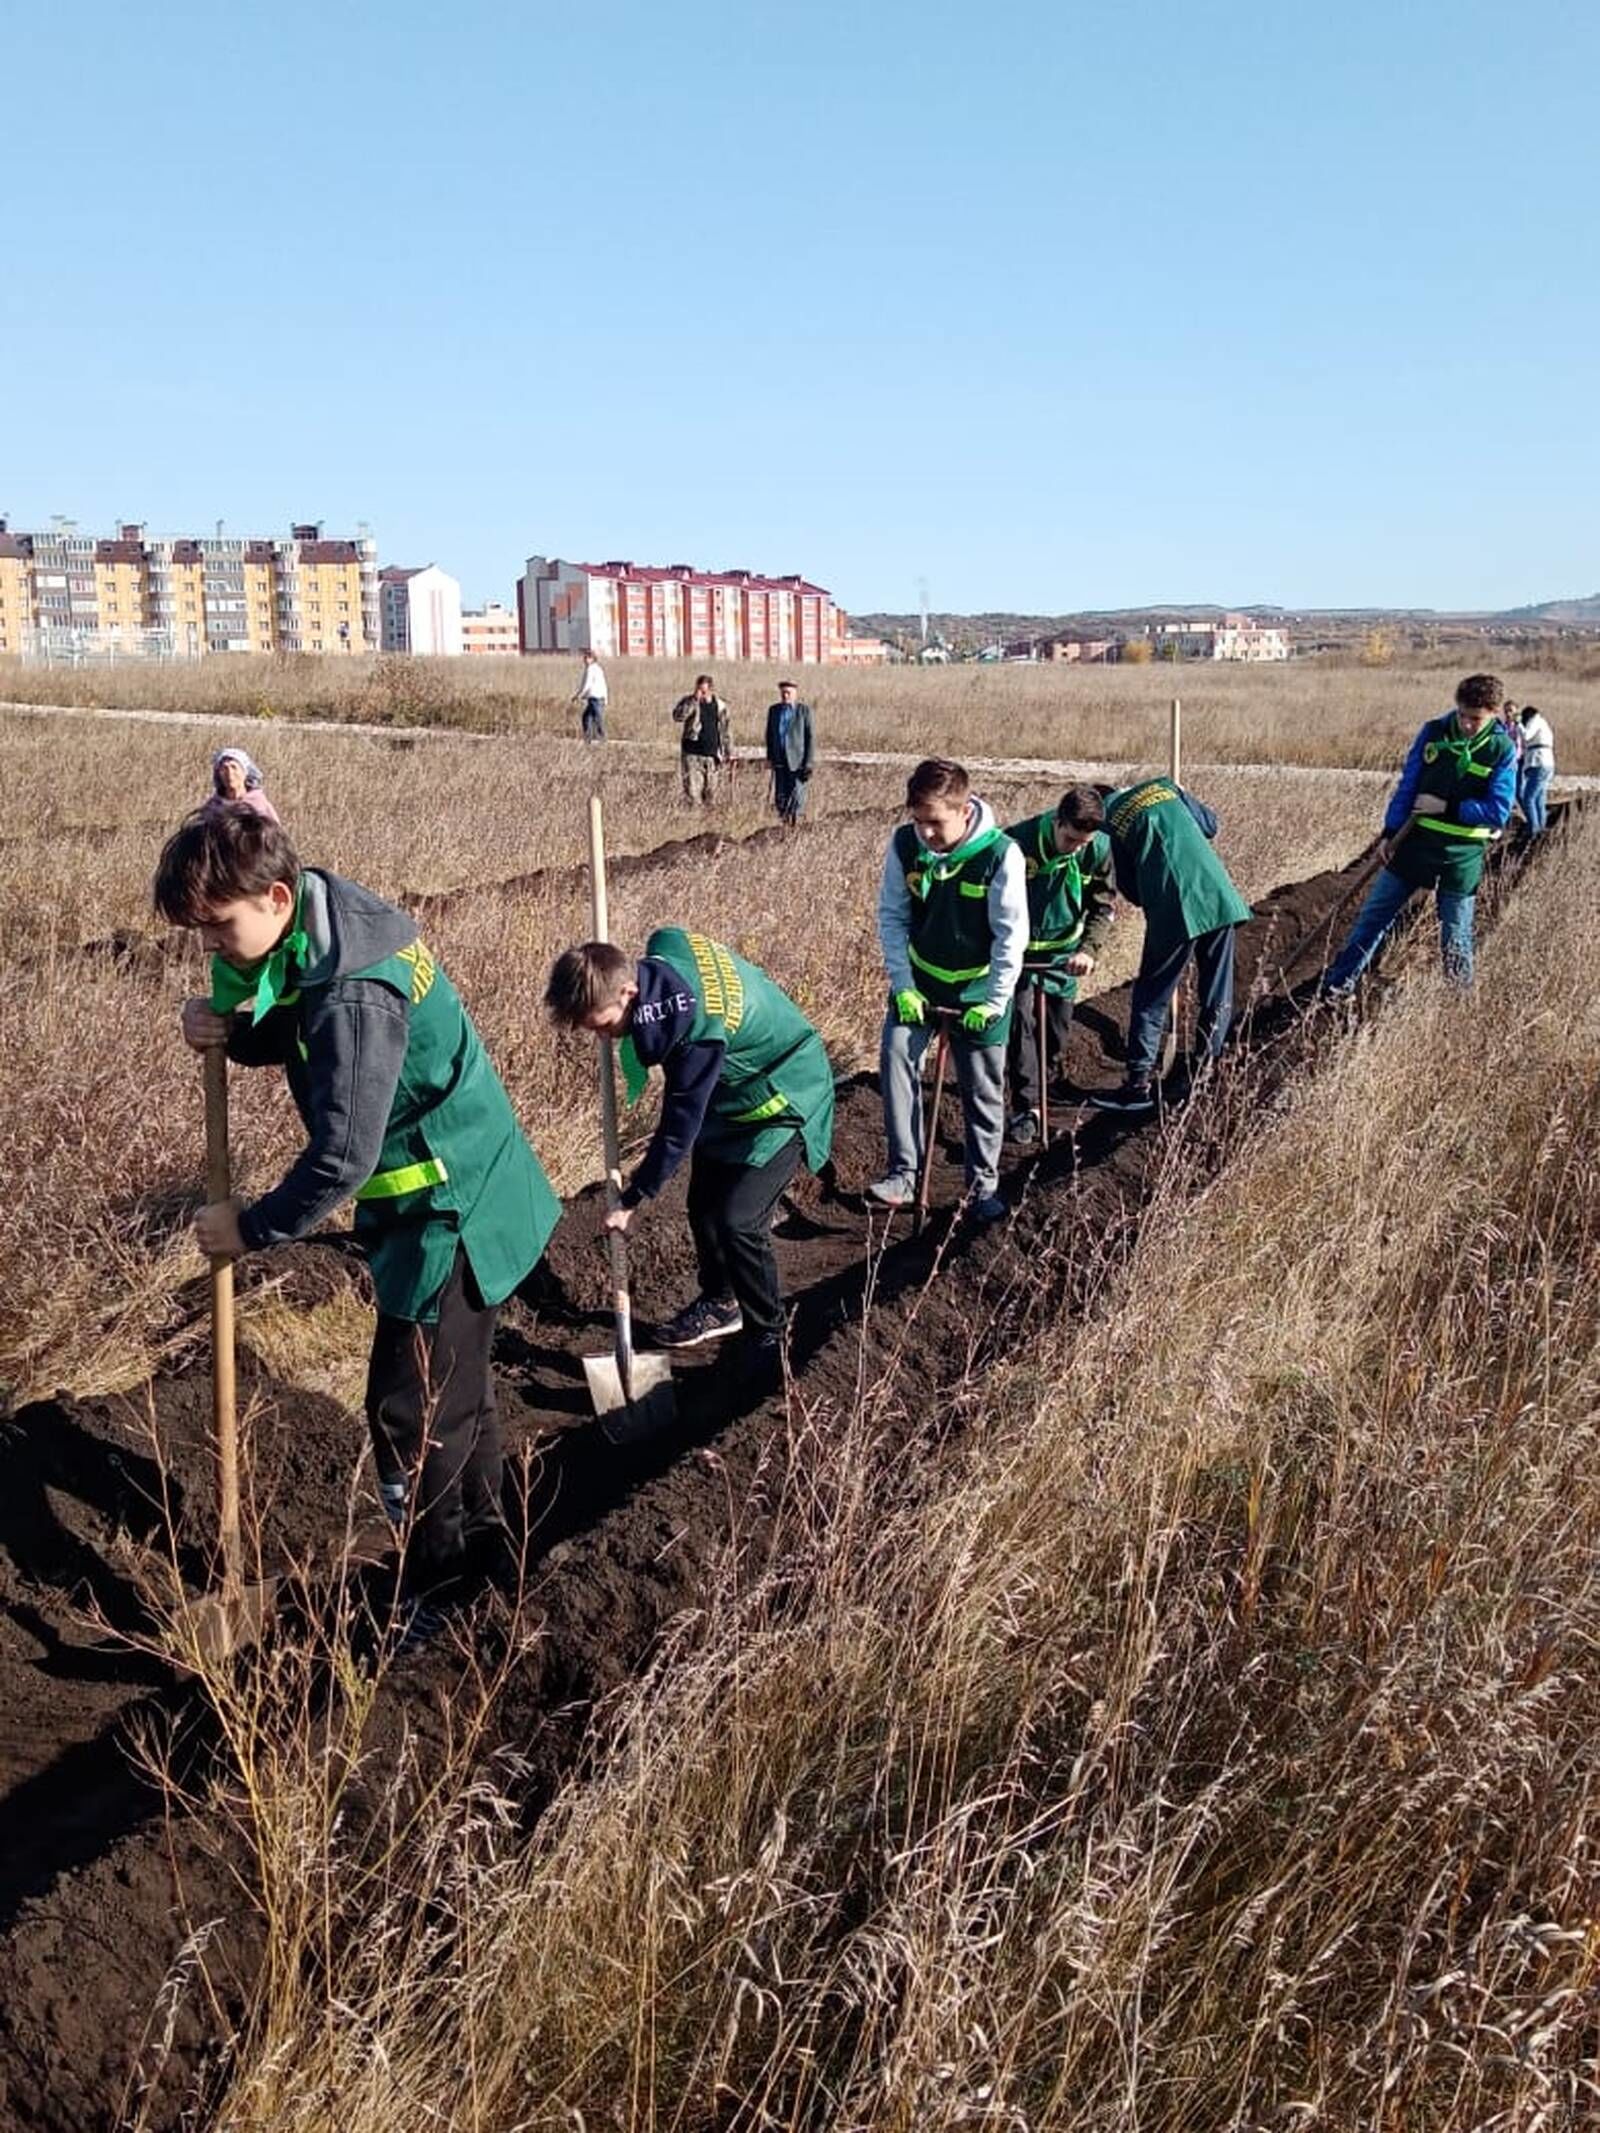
379 564 464 655
0 518 380 659
517 554 865 664
460 601 520 655
1148 614 1291 661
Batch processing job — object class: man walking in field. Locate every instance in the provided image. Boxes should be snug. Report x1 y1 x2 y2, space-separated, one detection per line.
1321 672 1516 995
545 931 834 1378
1004 785 1116 1142
157 808 561 1619
765 680 815 825
1089 776 1252 1115
573 648 608 743
1517 703 1555 835
672 673 733 805
870 756 1028 1221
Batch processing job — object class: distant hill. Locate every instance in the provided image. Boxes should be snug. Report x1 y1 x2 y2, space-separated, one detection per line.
853 597 1600 652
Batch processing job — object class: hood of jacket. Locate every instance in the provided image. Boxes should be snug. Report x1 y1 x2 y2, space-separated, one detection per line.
299 868 418 985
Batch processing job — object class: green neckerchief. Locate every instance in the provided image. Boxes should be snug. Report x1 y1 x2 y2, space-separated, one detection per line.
618 1032 650 1106
209 881 308 1023
906 812 1002 899
1427 714 1501 774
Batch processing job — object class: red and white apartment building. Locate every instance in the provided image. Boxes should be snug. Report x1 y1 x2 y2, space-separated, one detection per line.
517 555 887 663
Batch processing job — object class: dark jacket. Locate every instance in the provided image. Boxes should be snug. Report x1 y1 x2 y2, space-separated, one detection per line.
672 692 731 760
765 698 814 777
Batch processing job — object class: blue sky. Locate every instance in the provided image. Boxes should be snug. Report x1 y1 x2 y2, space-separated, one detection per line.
2 0 1595 614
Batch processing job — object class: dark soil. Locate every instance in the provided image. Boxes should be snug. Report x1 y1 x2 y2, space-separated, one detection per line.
0 814 1565 2132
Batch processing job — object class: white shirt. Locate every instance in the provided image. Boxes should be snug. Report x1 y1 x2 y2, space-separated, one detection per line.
1521 713 1553 765
579 660 607 702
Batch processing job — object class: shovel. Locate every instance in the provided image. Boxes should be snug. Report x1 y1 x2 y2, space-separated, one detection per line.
188 1045 277 1663
582 796 677 1440
914 1009 955 1234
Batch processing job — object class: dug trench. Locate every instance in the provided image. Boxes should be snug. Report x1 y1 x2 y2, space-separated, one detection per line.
0 813 1566 2133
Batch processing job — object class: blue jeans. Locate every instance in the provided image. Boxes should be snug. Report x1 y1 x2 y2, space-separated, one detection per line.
581 696 606 742
1519 764 1551 834
1324 865 1475 991
1125 925 1237 1085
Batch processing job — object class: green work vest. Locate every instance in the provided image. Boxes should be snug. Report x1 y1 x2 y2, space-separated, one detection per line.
331 939 558 1320
1006 814 1111 999
1104 780 1252 958
892 819 1013 1042
1393 714 1514 895
644 927 835 1173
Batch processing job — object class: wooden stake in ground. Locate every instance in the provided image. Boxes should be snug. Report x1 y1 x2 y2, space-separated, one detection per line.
915 1010 955 1233
1162 695 1184 1076
582 796 676 1437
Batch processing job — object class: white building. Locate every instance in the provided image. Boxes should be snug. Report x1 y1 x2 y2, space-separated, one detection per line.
379 563 464 656
461 600 520 655
1149 614 1290 662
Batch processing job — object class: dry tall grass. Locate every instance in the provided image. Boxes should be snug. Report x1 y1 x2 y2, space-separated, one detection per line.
0 714 1375 1404
5 647 1595 773
205 813 1600 2130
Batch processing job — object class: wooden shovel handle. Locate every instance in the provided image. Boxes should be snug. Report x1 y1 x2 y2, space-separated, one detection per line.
202 1045 242 1601
589 797 636 1398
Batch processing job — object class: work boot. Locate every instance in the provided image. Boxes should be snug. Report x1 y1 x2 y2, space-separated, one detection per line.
866 1173 917 1208
657 1294 744 1349
1089 1079 1157 1115
971 1191 1008 1224
1007 1108 1040 1145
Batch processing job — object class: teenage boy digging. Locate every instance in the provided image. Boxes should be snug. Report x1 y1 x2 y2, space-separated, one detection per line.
1003 784 1115 1142
870 757 1027 1220
544 928 834 1371
156 807 560 1610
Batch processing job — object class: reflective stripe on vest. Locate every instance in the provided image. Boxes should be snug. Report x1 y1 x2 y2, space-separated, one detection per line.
355 1156 450 1201
728 1090 789 1125
1415 818 1497 843
909 943 991 985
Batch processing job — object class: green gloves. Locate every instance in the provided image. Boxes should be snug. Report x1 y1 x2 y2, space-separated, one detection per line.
960 1003 1002 1034
893 988 928 1027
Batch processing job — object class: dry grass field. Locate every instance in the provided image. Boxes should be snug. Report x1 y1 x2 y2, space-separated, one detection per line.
4 642 1598 772
0 664 1594 2133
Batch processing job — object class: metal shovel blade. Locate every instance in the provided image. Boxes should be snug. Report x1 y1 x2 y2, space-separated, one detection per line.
181 1573 282 1668
583 1346 678 1442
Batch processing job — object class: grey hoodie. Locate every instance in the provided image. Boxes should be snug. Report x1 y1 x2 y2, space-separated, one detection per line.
875 797 1028 1016
227 869 420 1252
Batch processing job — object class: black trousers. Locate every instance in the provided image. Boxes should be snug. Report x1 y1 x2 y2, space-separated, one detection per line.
366 1248 503 1581
686 1131 803 1337
1009 980 1075 1110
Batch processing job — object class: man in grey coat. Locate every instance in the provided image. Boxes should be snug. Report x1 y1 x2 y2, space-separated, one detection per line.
764 680 815 825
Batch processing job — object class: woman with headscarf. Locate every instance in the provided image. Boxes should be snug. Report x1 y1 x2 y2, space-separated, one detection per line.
204 747 280 824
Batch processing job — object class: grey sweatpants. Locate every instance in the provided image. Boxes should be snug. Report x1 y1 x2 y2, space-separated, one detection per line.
879 1014 1007 1197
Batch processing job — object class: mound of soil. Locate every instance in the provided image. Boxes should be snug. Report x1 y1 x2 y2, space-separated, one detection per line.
0 816 1564 2132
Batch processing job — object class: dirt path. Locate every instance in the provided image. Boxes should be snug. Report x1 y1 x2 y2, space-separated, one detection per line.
0 817 1563 2132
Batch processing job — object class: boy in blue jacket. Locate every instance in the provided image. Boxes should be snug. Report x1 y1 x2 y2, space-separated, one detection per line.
1323 674 1516 995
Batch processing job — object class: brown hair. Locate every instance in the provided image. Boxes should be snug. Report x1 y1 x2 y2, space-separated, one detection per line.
694 673 714 690
1455 673 1505 712
906 757 969 807
153 807 300 926
545 940 633 1026
1054 784 1106 832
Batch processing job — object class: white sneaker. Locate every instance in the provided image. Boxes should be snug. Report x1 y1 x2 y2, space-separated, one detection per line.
866 1174 917 1208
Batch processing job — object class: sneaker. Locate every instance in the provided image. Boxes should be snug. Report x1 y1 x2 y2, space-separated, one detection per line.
971 1191 1008 1223
657 1295 744 1349
1007 1109 1041 1145
1089 1080 1157 1114
866 1174 917 1208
